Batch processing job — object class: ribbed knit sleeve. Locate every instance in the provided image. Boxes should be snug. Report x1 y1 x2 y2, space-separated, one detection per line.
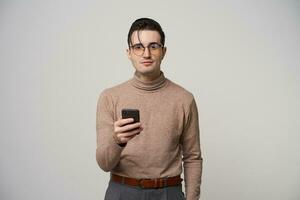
96 90 124 172
181 98 203 200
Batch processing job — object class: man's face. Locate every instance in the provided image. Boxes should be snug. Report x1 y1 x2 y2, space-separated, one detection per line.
127 30 166 79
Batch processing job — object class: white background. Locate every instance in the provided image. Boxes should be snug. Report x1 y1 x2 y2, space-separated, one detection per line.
1 0 299 199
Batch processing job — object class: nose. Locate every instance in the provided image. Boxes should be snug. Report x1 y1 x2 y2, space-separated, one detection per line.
142 47 151 58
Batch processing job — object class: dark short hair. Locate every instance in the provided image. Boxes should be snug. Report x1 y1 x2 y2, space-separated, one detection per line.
127 18 165 47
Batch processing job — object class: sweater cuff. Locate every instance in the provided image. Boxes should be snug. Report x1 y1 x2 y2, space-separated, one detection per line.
110 135 126 151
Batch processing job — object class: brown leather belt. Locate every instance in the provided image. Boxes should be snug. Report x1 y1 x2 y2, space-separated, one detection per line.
111 174 183 189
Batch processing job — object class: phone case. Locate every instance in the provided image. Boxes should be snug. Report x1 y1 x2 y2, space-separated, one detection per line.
121 109 140 123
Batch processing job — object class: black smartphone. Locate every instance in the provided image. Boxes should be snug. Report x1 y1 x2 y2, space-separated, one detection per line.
121 108 140 123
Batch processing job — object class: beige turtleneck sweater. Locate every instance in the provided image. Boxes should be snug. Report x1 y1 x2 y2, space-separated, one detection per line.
96 72 202 200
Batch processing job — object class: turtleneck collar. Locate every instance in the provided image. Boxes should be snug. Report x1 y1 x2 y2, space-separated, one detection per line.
130 71 168 92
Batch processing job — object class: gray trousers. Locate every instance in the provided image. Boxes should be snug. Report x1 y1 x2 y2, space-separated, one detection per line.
104 180 186 200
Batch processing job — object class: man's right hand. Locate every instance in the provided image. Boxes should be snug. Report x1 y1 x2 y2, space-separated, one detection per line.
113 118 143 145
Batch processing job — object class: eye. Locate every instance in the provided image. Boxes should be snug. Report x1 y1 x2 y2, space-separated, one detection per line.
149 43 161 49
133 44 144 50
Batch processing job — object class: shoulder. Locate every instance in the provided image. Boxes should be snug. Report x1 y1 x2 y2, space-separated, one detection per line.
98 79 131 99
166 79 195 104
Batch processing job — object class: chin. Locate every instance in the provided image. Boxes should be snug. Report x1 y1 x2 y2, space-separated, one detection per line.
137 66 155 74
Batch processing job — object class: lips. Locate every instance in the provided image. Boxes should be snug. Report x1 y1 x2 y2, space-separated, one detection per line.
141 60 154 66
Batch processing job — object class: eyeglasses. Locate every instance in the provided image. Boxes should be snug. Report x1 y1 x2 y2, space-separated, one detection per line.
130 42 164 56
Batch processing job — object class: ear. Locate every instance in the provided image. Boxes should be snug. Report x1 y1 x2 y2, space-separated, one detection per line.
126 48 131 59
161 47 167 59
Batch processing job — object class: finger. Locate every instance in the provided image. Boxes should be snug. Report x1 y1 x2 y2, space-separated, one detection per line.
115 127 143 144
119 137 132 144
117 122 141 133
119 127 143 138
118 132 138 143
115 133 135 144
114 118 134 127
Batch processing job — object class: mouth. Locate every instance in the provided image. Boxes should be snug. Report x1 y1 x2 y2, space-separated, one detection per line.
141 60 154 66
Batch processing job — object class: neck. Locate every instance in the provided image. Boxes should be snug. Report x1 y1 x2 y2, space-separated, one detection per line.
134 71 161 82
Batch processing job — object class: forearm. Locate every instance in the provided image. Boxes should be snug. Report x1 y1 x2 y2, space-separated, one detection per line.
96 90 123 172
184 157 203 200
96 135 123 172
182 98 202 199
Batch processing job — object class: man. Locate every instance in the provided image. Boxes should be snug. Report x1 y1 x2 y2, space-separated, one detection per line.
96 18 202 200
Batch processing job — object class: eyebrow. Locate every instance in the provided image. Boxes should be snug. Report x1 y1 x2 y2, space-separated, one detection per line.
132 42 160 46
